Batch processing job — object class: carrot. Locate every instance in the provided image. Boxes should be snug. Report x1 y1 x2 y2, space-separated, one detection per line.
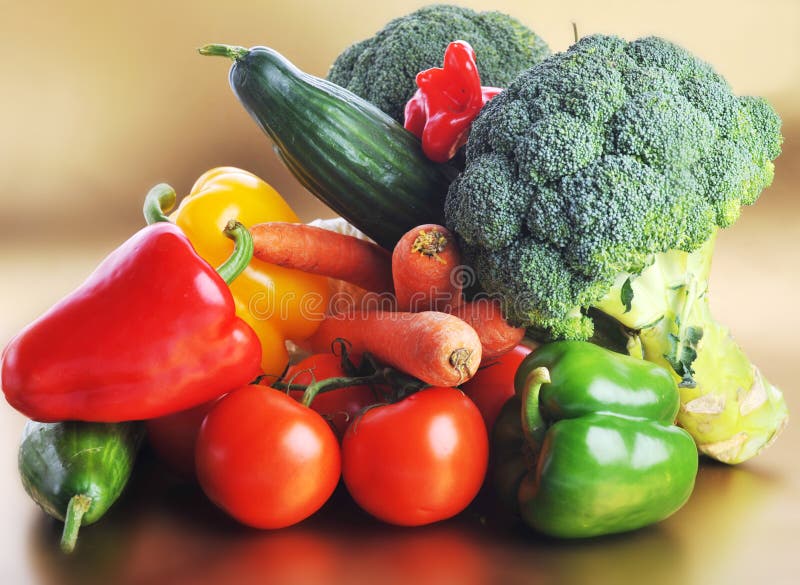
250 222 393 294
324 277 371 316
451 299 526 362
390 224 522 360
309 311 482 386
392 224 462 312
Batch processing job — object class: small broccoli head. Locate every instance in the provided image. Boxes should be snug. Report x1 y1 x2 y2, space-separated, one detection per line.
327 4 551 123
446 34 782 337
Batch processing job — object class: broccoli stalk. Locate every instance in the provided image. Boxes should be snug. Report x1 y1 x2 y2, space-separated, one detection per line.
446 34 788 463
593 232 788 463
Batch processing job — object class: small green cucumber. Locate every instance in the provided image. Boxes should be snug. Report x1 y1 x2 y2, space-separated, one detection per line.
18 420 144 553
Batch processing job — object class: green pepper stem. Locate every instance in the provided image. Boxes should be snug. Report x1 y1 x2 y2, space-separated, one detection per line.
198 44 249 61
216 220 253 285
520 367 550 457
60 494 92 554
524 366 551 389
143 183 177 225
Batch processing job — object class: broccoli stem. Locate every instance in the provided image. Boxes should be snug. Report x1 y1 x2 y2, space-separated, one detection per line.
593 231 788 463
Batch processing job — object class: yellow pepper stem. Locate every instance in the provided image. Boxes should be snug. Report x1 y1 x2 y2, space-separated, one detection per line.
217 220 254 285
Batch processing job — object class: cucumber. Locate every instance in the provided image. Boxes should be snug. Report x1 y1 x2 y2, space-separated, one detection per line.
18 421 144 553
200 44 457 250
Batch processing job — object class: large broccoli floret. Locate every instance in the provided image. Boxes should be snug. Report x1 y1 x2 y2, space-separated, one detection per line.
327 4 550 123
446 34 787 464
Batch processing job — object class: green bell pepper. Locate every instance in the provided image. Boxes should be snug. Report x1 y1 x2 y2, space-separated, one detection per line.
493 341 698 538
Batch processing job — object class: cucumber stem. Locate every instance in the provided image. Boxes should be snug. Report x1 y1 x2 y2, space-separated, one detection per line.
198 44 249 61
216 220 254 285
143 183 177 225
61 494 92 553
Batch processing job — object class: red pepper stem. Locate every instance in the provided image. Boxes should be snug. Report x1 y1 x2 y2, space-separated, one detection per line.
217 220 253 285
60 494 92 553
143 183 177 225
198 44 249 61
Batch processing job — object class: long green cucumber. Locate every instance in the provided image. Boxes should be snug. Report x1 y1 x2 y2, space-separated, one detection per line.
18 421 144 553
200 44 457 250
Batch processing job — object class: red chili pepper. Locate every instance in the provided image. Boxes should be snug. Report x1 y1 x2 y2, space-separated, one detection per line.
404 41 502 163
1 199 262 422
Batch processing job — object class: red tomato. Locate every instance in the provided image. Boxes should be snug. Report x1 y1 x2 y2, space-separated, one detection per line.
460 344 532 431
283 353 381 437
342 386 488 526
195 385 341 529
145 398 219 476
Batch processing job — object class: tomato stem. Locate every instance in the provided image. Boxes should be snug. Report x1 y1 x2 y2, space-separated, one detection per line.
272 349 428 407
273 368 425 408
330 338 361 376
299 373 387 408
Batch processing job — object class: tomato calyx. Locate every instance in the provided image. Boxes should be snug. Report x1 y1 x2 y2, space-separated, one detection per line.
271 339 429 408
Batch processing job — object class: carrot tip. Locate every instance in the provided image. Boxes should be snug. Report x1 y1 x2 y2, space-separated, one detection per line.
449 347 475 384
411 230 448 264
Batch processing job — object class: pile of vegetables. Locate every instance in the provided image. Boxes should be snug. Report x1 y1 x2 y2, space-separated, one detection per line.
0 3 788 553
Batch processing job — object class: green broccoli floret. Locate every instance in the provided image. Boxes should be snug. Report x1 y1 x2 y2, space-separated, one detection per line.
327 4 550 123
446 34 787 464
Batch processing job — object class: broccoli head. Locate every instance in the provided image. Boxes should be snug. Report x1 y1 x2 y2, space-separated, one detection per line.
327 4 551 123
446 34 787 463
448 34 780 336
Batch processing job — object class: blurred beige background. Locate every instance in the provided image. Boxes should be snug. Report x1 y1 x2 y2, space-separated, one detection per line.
0 0 797 239
1 1 799 584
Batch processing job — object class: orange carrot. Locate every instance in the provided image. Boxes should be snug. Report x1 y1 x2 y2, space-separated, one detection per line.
392 224 462 312
309 311 482 386
451 299 526 362
250 222 393 294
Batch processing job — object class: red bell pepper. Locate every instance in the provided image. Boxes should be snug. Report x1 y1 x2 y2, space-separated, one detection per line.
1 210 262 422
404 40 502 163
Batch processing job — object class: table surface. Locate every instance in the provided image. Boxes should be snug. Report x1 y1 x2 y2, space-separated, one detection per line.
1 187 798 585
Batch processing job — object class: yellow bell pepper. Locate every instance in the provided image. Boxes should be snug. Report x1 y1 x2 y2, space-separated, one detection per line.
169 167 330 376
